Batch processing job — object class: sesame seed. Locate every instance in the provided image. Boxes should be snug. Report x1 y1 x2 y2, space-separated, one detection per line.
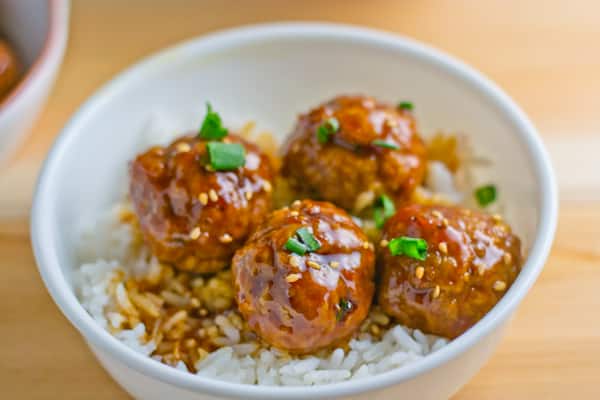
207 326 219 337
198 193 208 205
438 242 448 254
289 256 300 268
503 253 512 265
362 241 371 250
432 210 443 219
307 261 321 270
208 189 218 202
415 266 425 279
183 338 197 349
199 308 208 317
291 200 301 209
190 298 201 308
189 227 201 240
380 239 389 247
463 272 470 281
219 233 233 243
442 218 449 227
290 210 299 217
493 280 507 291
371 311 390 326
205 165 214 172
360 320 370 332
286 273 302 283
370 324 381 335
329 261 340 269
476 261 486 276
262 181 272 193
492 214 503 222
432 285 441 298
245 191 253 201
175 142 191 153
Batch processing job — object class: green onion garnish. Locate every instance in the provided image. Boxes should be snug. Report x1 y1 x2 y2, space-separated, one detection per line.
284 237 307 256
296 227 321 252
199 102 228 140
316 117 340 143
373 194 396 229
474 184 497 207
397 101 414 111
372 139 400 150
373 208 385 230
285 227 321 255
336 298 353 321
206 142 246 171
388 236 428 260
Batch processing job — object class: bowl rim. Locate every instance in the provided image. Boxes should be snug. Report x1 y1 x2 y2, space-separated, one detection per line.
0 0 69 113
30 22 558 399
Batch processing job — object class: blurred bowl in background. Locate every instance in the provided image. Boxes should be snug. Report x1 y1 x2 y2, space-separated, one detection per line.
0 0 69 165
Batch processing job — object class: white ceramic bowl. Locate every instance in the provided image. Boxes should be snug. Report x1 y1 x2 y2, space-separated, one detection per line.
0 0 69 164
31 23 558 399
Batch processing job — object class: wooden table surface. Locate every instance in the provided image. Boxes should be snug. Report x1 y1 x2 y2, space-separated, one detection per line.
1 1 599 398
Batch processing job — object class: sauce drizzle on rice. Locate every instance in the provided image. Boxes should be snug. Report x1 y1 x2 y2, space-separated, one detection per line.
76 185 451 384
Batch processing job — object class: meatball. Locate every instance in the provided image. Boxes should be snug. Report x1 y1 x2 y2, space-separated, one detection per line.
129 134 273 273
232 200 375 353
281 95 427 211
378 204 522 338
0 39 20 101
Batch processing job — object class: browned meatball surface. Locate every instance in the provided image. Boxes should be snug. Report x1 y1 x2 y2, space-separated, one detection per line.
281 95 427 211
130 134 274 273
378 204 522 338
0 39 20 102
232 200 375 353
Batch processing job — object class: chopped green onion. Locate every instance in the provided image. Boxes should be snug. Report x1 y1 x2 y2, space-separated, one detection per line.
336 298 353 321
206 142 246 171
285 227 321 255
373 194 396 229
373 207 385 230
474 184 497 207
296 227 321 252
372 139 400 150
316 117 340 143
397 101 414 111
285 237 307 255
388 236 428 260
380 195 396 218
199 102 228 140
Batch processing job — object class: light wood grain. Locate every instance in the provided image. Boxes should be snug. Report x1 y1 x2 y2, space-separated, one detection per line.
1 1 599 398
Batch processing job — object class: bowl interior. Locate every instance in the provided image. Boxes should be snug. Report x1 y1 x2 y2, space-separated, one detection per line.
33 24 552 397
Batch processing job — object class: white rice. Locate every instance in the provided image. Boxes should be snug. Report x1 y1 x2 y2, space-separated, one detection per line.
76 203 450 386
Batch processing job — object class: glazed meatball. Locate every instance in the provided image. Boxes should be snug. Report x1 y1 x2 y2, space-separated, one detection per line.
232 200 375 353
130 134 273 274
378 204 522 338
0 40 20 101
281 95 427 211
